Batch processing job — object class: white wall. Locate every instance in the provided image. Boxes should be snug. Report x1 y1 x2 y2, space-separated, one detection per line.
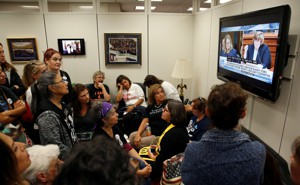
0 11 193 104
97 14 148 102
0 13 47 73
44 14 99 84
193 0 300 163
149 14 194 99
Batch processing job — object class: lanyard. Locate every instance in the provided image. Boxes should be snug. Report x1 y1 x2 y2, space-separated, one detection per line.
155 123 175 153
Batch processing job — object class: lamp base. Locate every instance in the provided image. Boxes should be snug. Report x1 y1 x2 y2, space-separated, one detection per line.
179 95 184 102
177 80 186 102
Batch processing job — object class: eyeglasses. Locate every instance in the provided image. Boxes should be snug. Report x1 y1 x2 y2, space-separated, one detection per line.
52 79 68 85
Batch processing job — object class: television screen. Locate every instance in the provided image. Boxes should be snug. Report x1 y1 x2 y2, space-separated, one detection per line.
217 5 291 102
57 38 85 55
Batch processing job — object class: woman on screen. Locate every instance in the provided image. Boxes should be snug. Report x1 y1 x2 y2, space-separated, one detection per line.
244 31 272 69
221 34 239 59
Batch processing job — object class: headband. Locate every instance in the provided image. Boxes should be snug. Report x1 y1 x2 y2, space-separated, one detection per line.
100 102 113 118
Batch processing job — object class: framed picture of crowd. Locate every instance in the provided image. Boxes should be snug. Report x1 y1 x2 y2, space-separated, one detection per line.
6 38 39 63
104 33 142 65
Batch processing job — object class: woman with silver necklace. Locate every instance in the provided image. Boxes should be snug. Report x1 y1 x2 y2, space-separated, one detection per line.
129 84 169 149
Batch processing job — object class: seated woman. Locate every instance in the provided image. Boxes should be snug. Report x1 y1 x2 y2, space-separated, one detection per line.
143 75 181 101
71 84 95 141
87 71 110 102
116 75 147 135
221 34 239 58
181 82 266 185
0 132 31 185
129 84 169 149
91 101 152 180
31 71 77 160
139 100 189 180
186 96 210 141
23 144 61 185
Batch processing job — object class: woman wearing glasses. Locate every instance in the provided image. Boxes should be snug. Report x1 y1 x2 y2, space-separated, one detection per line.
43 48 72 105
141 99 189 180
186 97 210 141
31 71 77 160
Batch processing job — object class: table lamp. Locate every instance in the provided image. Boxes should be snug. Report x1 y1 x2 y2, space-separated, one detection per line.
171 59 192 101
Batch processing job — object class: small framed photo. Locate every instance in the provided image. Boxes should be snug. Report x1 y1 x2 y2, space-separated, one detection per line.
104 33 142 65
6 38 39 63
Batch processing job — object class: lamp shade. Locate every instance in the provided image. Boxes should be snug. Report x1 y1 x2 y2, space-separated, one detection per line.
171 59 192 79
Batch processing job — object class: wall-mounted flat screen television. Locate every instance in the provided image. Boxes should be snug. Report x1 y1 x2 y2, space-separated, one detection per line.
57 38 85 55
217 5 291 103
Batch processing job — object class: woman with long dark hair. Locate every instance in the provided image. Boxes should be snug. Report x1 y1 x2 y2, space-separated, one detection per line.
0 132 31 185
71 83 95 141
0 42 25 97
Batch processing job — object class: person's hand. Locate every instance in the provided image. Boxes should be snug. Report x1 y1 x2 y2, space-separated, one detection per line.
98 82 104 89
134 135 142 149
150 144 157 149
137 164 152 177
126 105 135 113
13 85 19 89
14 100 25 108
117 83 122 90
148 145 158 159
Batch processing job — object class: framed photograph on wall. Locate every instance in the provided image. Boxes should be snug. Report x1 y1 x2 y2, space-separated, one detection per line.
104 33 141 65
6 38 39 63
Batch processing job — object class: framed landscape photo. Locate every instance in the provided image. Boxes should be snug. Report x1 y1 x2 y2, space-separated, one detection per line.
6 38 39 63
104 33 141 65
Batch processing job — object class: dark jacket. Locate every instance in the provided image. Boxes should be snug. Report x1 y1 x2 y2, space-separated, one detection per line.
4 69 25 97
246 44 271 69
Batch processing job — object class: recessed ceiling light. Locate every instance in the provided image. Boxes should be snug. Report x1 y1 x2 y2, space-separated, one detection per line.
220 0 232 4
79 6 93 9
135 6 156 10
135 6 144 10
21 5 39 9
137 0 163 2
187 7 209 12
199 8 208 11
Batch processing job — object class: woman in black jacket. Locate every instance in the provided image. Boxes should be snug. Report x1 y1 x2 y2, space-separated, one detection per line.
0 42 25 97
